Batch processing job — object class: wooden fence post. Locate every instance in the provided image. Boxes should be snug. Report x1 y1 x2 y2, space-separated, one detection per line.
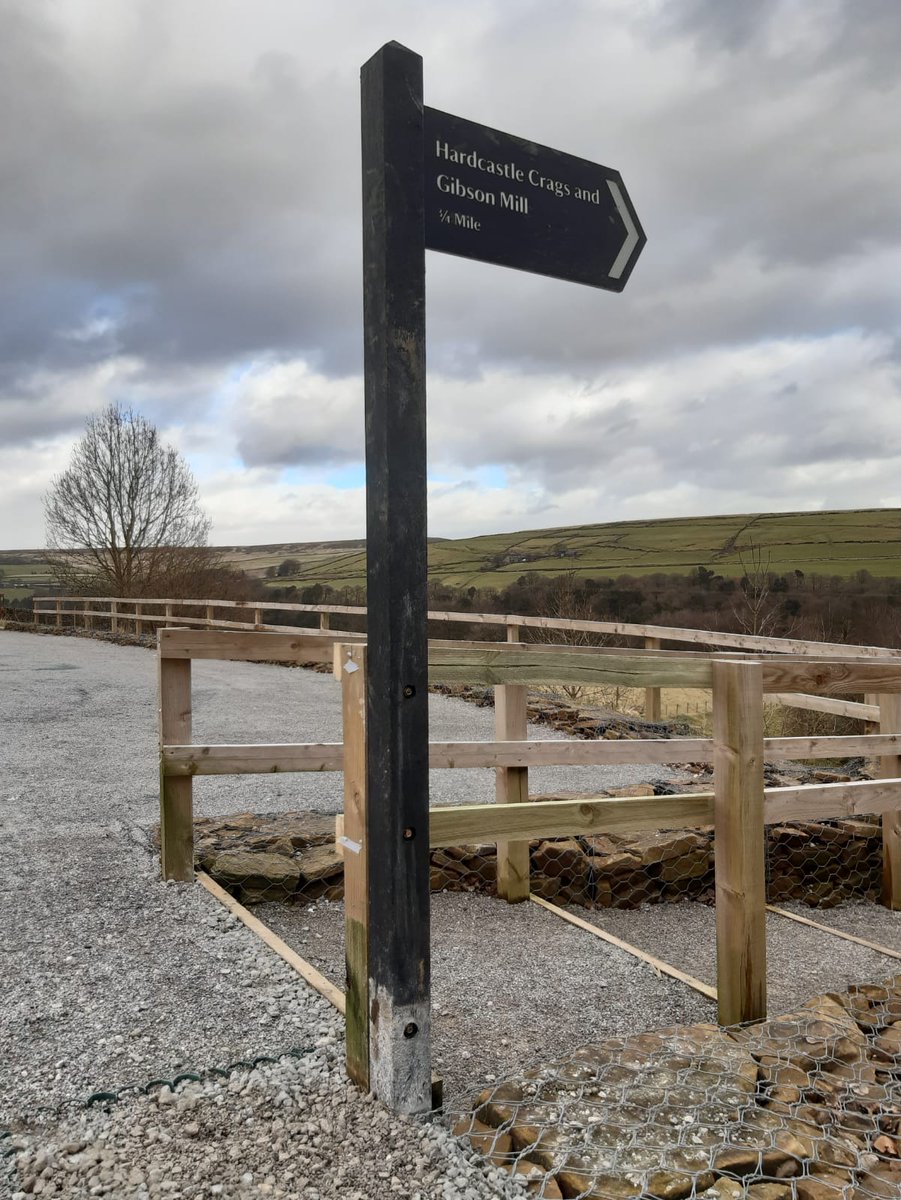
496 683 530 902
206 604 215 628
254 607 263 628
865 693 881 737
320 612 331 631
110 600 119 634
644 637 662 722
159 651 194 881
879 693 901 910
165 603 174 624
135 603 143 637
55 597 62 628
713 659 766 1025
336 643 369 1088
506 622 521 643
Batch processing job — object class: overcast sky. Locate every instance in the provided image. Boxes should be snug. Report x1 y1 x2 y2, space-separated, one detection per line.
2 0 900 549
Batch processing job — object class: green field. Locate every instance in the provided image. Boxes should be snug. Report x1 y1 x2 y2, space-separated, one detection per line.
0 552 55 601
6 508 901 598
234 508 901 591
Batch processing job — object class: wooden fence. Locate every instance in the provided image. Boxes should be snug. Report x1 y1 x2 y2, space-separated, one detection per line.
34 593 900 724
155 625 901 1101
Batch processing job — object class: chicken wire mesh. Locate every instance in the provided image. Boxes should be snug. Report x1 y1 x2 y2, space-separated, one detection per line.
447 980 901 1199
192 812 346 906
189 820 714 911
186 804 887 915
766 818 884 910
529 823 714 911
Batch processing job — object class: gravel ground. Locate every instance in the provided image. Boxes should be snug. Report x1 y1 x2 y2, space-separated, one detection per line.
258 891 901 1107
3 1052 527 1200
774 896 901 947
8 626 901 1197
576 899 901 1013
0 628 678 1198
257 892 715 1106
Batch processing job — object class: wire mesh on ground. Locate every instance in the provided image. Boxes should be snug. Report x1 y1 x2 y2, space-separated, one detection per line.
448 977 901 1199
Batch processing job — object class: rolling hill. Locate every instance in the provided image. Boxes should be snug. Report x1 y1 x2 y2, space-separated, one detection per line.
5 509 900 599
223 508 901 592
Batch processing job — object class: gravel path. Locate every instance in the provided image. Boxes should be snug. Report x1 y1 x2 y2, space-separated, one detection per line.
257 891 901 1107
0 628 678 1198
4 1053 524 1200
257 893 715 1106
573 899 901 1012
7 627 900 1197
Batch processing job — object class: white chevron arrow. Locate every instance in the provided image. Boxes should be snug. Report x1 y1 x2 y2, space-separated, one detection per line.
606 179 640 279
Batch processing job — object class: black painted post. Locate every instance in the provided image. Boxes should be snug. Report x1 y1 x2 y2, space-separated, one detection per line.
360 41 431 1115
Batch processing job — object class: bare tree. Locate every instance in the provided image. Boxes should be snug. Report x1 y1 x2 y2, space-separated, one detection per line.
44 403 216 597
531 573 611 704
731 542 794 638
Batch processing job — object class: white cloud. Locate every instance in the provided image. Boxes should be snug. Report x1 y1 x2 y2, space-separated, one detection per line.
230 360 363 468
0 441 73 548
202 469 365 546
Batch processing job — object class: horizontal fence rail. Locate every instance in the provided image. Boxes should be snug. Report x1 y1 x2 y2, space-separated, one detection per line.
35 592 901 727
161 732 901 776
33 593 901 657
427 777 901 847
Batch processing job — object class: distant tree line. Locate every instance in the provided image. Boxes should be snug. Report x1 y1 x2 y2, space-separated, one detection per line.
430 564 901 649
20 551 901 652
266 562 901 650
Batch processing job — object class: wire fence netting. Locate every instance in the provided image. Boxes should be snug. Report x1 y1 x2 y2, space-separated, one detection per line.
447 981 901 1199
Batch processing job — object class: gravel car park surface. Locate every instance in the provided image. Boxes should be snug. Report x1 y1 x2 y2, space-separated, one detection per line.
257 892 716 1107
6 627 901 1199
257 892 901 1109
0 628 680 1198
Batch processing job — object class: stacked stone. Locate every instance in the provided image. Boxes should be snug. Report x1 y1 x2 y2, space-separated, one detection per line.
767 819 882 908
455 977 901 1198
193 812 345 905
187 803 885 912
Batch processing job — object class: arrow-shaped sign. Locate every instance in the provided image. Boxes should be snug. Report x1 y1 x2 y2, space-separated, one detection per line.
423 107 646 292
606 180 641 280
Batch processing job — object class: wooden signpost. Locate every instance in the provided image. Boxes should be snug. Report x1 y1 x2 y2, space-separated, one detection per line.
358 40 645 1114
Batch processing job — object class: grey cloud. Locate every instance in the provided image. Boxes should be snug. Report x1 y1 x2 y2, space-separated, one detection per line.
422 329 901 502
237 426 360 469
2 0 901 500
0 396 80 445
663 0 784 52
0 0 363 406
430 394 644 488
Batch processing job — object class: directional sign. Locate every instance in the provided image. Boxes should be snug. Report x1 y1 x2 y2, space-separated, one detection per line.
358 40 648 1118
424 107 645 291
